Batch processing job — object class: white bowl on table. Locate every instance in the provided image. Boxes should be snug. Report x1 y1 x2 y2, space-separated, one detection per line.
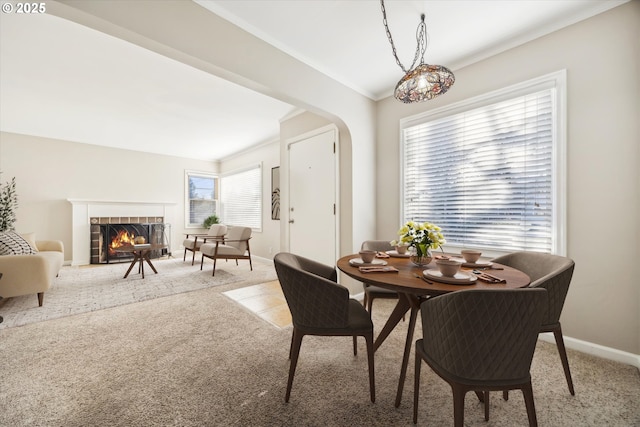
436 259 463 277
461 249 482 263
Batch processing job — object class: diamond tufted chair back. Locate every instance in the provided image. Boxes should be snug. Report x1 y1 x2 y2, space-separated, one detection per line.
491 251 575 397
275 252 345 329
274 252 375 403
413 288 546 426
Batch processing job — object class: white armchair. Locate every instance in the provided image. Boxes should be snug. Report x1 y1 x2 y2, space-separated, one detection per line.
200 226 252 276
182 224 227 266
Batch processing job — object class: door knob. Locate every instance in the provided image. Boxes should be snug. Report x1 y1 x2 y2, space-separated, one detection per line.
288 219 295 224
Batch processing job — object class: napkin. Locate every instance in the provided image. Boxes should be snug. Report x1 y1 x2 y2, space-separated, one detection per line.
376 251 390 258
358 266 399 273
475 271 506 283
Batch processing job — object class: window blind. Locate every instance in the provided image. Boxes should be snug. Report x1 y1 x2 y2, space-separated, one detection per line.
221 165 262 230
403 89 554 253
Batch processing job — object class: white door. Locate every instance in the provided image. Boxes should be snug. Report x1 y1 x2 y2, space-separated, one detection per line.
288 129 336 267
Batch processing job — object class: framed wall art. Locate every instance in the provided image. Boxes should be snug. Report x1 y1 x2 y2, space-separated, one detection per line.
271 166 280 220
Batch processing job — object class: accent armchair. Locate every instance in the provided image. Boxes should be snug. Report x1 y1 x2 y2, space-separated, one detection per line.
200 226 252 276
182 224 227 266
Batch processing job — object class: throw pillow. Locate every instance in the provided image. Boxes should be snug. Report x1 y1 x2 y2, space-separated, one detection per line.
0 231 38 255
19 232 39 252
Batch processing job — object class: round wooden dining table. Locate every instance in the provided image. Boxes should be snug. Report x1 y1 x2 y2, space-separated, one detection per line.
337 253 531 407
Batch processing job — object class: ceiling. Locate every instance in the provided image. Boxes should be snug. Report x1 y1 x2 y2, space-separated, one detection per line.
0 0 627 161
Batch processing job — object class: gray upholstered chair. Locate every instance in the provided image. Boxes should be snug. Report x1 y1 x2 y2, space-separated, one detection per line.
360 240 398 313
413 288 547 426
491 251 576 396
200 226 252 276
273 252 375 403
183 224 227 266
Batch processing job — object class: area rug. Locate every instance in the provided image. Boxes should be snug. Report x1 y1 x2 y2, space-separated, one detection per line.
0 256 277 329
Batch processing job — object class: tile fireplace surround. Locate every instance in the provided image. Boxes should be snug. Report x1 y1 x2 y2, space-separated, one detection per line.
68 199 177 266
90 218 167 264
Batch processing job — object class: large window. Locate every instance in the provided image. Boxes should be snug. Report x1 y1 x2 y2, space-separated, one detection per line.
185 170 218 228
221 164 262 231
401 71 566 255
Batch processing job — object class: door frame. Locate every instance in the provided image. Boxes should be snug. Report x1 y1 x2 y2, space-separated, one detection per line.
282 124 340 263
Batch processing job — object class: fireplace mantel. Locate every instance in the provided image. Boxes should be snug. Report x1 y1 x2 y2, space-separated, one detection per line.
68 199 177 266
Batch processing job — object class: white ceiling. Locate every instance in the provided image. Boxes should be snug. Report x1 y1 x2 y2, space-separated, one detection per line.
0 0 627 161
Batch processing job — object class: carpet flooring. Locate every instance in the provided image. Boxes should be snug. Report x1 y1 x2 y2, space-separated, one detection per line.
0 260 638 426
0 256 277 329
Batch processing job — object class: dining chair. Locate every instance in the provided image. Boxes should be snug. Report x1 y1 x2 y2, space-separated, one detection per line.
491 251 576 397
273 252 375 403
413 288 547 426
183 224 227 266
360 240 398 314
200 226 252 276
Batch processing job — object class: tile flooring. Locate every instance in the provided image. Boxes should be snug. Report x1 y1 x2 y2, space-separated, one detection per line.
223 280 292 328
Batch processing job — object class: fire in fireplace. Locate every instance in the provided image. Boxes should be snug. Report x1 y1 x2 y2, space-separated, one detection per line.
106 224 150 259
110 229 136 250
90 220 168 264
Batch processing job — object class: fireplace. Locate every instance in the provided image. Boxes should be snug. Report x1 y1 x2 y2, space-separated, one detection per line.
90 217 169 264
68 199 177 266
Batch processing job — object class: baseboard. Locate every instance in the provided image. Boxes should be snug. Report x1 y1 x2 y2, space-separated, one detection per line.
252 255 272 263
351 290 640 369
539 333 640 369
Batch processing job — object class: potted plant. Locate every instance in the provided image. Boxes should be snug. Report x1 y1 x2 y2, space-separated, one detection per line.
202 214 220 229
0 173 18 232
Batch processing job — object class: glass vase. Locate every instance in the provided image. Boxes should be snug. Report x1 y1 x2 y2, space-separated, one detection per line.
410 246 433 267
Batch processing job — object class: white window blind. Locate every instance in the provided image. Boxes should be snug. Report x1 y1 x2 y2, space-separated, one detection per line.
402 74 565 254
221 164 262 231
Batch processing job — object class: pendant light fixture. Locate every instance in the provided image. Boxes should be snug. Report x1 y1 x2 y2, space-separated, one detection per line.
380 0 455 103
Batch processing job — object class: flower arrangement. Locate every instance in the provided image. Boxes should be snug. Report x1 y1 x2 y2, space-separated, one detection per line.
391 221 446 257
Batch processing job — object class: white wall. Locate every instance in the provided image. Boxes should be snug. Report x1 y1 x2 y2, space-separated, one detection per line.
376 2 639 354
0 132 218 263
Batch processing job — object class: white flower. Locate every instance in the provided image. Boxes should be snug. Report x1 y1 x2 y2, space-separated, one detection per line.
394 220 446 252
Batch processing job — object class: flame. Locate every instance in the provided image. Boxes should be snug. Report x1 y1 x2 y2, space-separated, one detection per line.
110 230 136 250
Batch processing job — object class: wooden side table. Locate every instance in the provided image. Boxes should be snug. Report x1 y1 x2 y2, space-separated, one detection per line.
114 244 167 279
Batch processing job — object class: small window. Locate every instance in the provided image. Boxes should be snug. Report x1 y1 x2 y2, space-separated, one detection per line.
221 164 262 231
185 170 218 228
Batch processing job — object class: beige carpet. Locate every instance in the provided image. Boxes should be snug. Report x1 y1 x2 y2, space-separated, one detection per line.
0 256 277 329
1 271 639 426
